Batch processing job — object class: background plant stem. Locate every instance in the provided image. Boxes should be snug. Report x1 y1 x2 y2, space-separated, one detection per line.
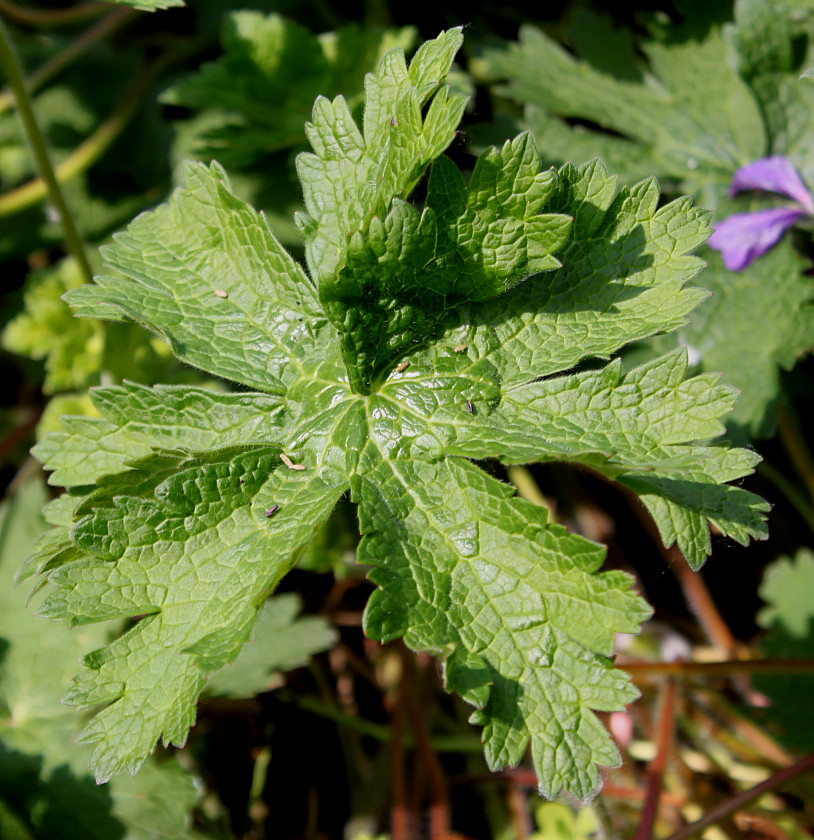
0 17 92 282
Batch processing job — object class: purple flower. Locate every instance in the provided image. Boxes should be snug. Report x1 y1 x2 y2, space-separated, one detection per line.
708 156 813 271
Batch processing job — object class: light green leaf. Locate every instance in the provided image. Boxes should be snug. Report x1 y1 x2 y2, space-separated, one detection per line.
427 161 710 389
320 134 572 392
30 30 768 801
102 0 182 10
356 454 650 800
0 479 202 839
39 444 349 782
33 382 284 487
65 162 337 394
297 28 467 282
2 259 102 394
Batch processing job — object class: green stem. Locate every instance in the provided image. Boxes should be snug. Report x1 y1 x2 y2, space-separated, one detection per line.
0 7 136 116
663 752 814 840
0 17 92 281
0 47 170 217
777 405 814 505
291 693 483 752
758 461 814 534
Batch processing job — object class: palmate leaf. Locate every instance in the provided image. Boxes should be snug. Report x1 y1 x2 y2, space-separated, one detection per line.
31 30 768 799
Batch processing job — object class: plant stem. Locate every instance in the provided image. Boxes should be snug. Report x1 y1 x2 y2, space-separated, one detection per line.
662 752 814 840
0 17 92 281
0 0 107 27
0 46 169 218
621 658 814 679
668 547 738 657
508 465 552 514
506 782 530 840
758 460 814 534
590 796 618 840
633 680 677 840
694 690 793 766
294 693 482 750
0 7 136 116
777 405 814 506
401 648 451 840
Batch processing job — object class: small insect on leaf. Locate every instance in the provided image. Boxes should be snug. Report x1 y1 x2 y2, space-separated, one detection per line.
453 344 467 352
466 399 473 414
280 453 306 470
264 505 279 518
395 361 409 373
213 289 229 299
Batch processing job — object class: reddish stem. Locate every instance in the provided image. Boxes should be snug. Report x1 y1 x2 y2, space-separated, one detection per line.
401 647 451 840
663 753 814 840
389 679 410 840
621 658 814 679
668 548 737 657
633 680 678 840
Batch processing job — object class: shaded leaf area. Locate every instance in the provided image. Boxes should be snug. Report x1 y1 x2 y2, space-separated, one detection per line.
28 31 768 801
204 593 337 698
321 136 572 392
680 240 814 439
164 12 415 168
0 479 202 839
754 550 814 752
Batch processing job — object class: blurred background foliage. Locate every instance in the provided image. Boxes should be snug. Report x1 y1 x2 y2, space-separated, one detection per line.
1 0 814 837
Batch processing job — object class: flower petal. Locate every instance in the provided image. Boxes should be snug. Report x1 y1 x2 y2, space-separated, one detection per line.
730 156 814 211
708 206 805 271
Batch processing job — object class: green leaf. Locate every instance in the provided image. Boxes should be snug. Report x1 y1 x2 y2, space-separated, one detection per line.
33 381 284 487
480 22 765 206
479 14 814 441
320 134 573 392
204 593 337 698
39 445 349 781
754 550 814 752
66 162 337 394
680 241 814 438
356 454 649 800
163 12 415 168
30 30 768 800
297 27 467 283
435 161 711 388
2 259 102 394
0 479 202 838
